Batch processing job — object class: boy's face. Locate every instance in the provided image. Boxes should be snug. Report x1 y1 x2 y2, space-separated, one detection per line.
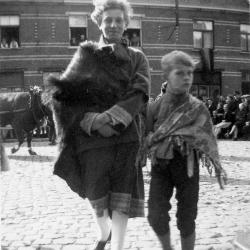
163 64 193 94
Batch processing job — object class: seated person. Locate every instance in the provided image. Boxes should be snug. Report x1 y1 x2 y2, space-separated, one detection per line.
241 95 250 140
212 110 220 125
207 98 216 116
215 102 224 123
70 37 77 46
227 103 248 140
214 103 235 138
79 34 86 44
1 38 9 48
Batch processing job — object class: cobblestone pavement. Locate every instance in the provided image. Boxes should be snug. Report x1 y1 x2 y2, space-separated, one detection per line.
1 140 250 250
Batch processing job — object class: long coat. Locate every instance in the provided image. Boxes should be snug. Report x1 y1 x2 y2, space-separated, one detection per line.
43 38 150 198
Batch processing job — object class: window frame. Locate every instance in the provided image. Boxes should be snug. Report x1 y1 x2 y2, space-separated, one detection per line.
193 20 214 49
124 16 142 47
68 13 88 47
0 15 20 49
240 24 250 52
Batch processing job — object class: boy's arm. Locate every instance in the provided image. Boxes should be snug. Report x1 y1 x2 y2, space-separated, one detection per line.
146 100 158 134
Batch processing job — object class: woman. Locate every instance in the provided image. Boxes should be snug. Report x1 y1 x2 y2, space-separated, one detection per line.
214 103 235 138
43 1 150 249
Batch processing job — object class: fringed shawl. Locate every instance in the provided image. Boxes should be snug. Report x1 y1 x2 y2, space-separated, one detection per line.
147 94 227 189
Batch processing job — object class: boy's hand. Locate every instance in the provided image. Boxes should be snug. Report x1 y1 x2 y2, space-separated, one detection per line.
92 113 111 131
216 168 227 189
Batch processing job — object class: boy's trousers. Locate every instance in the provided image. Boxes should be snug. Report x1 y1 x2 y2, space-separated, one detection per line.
148 149 199 238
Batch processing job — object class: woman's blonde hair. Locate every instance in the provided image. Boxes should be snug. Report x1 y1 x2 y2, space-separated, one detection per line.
91 0 133 27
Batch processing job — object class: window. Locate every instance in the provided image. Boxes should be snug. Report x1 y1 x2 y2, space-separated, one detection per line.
69 15 87 46
0 15 20 49
242 71 250 94
193 20 213 49
123 18 141 47
240 24 250 51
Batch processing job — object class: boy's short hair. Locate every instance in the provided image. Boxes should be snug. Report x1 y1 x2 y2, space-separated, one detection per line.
161 50 196 75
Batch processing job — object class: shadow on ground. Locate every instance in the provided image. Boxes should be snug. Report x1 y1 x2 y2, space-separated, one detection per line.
220 155 250 162
8 155 55 162
199 175 250 186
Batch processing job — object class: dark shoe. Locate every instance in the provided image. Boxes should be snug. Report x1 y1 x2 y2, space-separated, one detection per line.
93 232 111 250
233 137 238 141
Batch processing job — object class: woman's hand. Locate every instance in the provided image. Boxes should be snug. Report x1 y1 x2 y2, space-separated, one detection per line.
92 113 111 131
97 124 120 137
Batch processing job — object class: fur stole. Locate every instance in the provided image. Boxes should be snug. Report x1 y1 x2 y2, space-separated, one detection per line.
42 41 132 149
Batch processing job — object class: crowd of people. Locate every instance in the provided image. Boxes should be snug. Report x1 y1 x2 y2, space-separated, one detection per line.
153 85 250 141
204 92 250 140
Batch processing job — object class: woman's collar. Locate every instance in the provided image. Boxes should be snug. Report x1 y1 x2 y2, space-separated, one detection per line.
97 35 130 62
98 35 128 48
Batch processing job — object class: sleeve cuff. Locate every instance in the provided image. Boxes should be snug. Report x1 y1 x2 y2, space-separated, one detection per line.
80 112 99 136
105 105 133 128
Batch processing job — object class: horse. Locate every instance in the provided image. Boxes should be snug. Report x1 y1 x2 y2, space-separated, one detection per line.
0 138 9 171
0 86 49 155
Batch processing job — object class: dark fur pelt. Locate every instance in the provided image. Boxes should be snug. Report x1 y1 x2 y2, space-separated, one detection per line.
42 41 131 150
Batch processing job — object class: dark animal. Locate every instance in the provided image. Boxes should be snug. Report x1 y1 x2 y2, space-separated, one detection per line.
0 86 48 155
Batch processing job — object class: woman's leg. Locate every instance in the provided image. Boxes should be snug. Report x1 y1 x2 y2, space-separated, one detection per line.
93 208 111 241
111 210 129 250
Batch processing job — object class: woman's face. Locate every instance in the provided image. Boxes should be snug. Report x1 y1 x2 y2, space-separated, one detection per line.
99 8 126 42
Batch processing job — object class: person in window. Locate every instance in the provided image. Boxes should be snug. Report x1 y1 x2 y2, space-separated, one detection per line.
1 38 9 48
70 37 77 46
44 0 150 249
122 32 130 45
130 32 140 47
9 38 18 48
79 34 86 44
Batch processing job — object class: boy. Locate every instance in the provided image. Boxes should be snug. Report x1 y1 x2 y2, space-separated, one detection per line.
146 51 227 250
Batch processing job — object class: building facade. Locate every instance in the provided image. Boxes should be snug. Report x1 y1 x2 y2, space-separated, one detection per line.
0 0 250 99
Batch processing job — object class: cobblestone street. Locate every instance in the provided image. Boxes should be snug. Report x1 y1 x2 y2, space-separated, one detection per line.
1 140 250 250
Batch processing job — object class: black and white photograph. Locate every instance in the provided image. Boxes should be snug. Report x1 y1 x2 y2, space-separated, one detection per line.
1 0 250 250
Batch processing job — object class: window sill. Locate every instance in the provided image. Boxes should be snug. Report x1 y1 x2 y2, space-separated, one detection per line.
0 47 21 50
68 46 78 49
240 51 250 54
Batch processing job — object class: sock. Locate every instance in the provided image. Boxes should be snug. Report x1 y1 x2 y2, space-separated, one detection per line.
111 210 128 250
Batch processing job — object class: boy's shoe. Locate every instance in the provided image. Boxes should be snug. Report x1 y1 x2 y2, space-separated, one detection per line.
233 137 238 141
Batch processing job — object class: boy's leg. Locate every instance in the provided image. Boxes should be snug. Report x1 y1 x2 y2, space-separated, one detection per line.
173 152 199 250
148 160 174 250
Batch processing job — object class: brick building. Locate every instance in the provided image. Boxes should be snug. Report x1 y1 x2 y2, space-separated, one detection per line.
0 0 249 99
